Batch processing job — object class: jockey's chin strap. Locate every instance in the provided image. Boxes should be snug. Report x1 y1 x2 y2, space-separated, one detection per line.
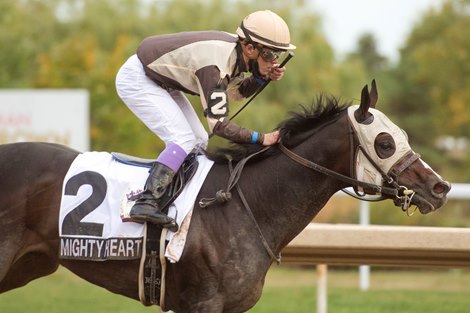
199 147 282 264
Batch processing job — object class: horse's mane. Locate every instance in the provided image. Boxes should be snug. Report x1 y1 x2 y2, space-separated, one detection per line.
205 95 352 164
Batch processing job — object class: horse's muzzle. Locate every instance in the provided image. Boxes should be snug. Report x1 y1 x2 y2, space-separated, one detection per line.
412 180 451 214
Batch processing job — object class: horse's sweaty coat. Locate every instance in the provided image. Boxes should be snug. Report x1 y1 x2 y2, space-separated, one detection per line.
58 151 213 262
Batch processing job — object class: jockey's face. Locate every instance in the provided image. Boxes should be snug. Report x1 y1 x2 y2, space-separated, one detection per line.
241 40 284 79
256 49 279 77
252 44 284 78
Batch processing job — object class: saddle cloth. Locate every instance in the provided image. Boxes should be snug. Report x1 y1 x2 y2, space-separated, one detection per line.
58 151 213 263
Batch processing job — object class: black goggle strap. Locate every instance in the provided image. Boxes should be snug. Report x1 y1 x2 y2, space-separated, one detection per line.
240 22 285 62
239 23 263 53
240 22 255 45
239 21 290 49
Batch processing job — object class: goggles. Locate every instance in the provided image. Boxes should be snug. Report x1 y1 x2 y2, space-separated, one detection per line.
258 46 285 62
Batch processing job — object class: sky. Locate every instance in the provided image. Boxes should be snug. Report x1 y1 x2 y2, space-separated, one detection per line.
310 0 445 62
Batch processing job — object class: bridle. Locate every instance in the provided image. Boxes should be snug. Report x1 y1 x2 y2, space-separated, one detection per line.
198 111 421 264
278 116 420 215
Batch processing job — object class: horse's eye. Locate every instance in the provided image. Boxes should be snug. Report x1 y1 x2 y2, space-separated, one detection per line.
374 132 396 159
380 142 395 150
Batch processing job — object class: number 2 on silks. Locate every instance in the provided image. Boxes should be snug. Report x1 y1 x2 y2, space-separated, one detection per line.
208 89 228 118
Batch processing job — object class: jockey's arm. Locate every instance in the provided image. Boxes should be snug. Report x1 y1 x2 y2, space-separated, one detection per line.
212 118 264 144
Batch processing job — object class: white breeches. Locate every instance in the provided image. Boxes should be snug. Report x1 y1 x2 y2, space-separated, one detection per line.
115 54 208 154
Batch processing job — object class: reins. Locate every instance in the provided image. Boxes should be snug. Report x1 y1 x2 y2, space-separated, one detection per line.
199 112 420 263
278 143 396 197
199 147 282 264
199 146 270 208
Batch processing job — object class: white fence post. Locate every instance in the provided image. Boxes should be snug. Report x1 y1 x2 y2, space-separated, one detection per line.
359 200 370 291
317 264 328 313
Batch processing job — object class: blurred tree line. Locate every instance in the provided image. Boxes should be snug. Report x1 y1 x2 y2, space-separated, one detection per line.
0 0 468 184
1 0 367 154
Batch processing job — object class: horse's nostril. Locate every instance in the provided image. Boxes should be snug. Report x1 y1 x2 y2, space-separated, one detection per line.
433 181 451 195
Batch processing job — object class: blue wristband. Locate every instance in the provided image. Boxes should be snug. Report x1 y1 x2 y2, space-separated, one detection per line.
255 76 267 86
251 131 259 144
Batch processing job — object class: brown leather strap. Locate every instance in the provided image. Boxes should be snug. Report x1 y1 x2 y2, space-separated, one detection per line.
389 151 420 181
278 142 399 197
198 147 281 264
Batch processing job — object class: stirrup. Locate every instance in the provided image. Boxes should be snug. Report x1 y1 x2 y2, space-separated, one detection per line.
162 220 178 232
130 210 179 232
129 203 179 232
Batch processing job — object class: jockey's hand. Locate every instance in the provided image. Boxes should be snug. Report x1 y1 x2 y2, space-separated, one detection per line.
268 64 286 81
263 130 280 146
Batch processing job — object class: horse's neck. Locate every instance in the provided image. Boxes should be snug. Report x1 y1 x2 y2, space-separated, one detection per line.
244 123 350 251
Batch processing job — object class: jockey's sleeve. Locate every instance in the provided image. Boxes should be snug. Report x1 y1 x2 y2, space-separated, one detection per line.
227 75 262 101
212 118 264 144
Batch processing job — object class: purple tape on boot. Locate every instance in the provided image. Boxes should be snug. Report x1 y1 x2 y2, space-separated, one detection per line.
156 143 187 172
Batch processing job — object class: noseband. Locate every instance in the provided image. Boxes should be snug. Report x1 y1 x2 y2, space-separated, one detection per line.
278 118 420 213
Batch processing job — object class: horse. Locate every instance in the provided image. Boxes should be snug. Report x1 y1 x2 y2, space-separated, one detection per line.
0 81 450 312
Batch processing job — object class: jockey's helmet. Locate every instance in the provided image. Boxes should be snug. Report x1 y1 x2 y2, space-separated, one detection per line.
236 10 296 51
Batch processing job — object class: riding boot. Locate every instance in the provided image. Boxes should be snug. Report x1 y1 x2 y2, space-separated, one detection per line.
129 162 178 231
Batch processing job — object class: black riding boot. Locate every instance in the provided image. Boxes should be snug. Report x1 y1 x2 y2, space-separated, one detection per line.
129 162 178 231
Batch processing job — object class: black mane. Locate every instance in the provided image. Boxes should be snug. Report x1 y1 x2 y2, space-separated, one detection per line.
205 95 351 164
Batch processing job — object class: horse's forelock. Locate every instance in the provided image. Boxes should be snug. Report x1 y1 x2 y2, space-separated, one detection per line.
206 95 351 164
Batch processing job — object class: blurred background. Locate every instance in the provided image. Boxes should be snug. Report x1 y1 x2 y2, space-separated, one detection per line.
0 0 469 312
1 0 468 225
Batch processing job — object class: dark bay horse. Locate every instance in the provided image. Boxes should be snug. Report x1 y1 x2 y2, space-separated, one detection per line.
0 81 450 312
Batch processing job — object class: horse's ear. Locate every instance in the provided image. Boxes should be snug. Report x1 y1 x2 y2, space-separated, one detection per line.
354 83 374 124
369 79 378 108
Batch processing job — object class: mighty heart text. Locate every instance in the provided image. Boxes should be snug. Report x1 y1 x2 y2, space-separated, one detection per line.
60 237 143 260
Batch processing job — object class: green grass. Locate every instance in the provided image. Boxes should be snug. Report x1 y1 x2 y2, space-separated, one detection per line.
249 266 470 313
1 266 470 313
0 268 153 313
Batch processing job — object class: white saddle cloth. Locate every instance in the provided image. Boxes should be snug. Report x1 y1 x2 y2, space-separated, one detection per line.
59 151 213 263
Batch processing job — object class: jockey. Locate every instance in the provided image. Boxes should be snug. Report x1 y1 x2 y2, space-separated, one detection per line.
115 10 296 231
